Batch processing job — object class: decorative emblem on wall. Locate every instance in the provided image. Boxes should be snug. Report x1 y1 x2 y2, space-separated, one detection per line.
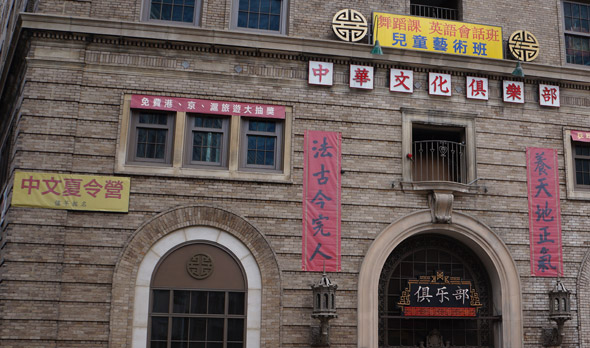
187 253 214 279
331 9 368 42
508 30 540 62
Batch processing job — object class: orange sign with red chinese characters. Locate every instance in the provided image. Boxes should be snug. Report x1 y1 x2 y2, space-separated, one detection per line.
12 172 130 212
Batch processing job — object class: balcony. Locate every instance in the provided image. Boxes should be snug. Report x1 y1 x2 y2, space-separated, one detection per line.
412 140 466 184
410 4 459 20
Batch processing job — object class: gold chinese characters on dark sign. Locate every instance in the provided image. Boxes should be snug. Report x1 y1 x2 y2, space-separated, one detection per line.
332 9 368 42
508 30 540 62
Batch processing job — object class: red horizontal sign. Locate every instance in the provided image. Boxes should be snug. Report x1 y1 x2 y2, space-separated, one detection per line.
405 307 476 317
131 94 285 119
571 130 590 143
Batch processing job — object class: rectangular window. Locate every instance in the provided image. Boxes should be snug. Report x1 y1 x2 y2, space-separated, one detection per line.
117 95 292 181
241 119 283 171
185 115 230 168
401 109 476 190
412 124 466 183
232 0 287 33
144 0 200 25
129 111 174 165
564 1 590 65
574 141 590 186
410 0 460 20
149 289 246 348
564 130 590 199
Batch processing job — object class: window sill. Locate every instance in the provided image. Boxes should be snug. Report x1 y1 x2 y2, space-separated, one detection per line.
398 181 486 195
142 18 199 28
228 27 286 37
565 187 590 200
116 164 292 183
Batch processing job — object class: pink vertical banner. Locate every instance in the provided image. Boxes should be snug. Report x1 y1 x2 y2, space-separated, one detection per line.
302 130 342 272
526 147 563 277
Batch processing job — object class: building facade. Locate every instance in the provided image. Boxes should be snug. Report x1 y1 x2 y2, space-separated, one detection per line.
1 0 590 347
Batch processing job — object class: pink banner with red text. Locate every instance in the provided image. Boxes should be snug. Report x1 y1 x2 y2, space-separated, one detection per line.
302 130 341 272
526 147 563 277
131 95 285 119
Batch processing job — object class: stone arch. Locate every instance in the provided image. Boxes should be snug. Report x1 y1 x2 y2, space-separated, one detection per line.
577 248 590 346
108 205 281 348
358 210 523 348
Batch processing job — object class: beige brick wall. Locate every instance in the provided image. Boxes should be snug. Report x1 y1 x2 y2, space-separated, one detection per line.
2 10 590 347
30 0 568 66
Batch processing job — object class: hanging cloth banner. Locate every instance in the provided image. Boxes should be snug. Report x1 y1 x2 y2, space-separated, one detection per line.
12 171 130 212
526 148 563 277
302 130 342 272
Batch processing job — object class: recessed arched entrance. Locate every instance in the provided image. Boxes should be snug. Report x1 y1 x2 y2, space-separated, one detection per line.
379 234 494 346
357 210 523 348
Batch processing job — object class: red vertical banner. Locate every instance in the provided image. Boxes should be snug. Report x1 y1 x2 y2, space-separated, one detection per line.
302 131 342 272
526 147 563 277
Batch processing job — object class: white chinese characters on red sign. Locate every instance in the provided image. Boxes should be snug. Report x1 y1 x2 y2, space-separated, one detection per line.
503 81 524 104
429 73 451 96
349 65 374 90
539 84 560 107
466 77 489 100
309 61 334 86
131 95 285 119
571 130 590 143
390 69 414 93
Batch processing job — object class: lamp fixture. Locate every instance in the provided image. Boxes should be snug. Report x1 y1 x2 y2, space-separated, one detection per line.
542 279 571 346
512 61 525 77
371 15 383 55
311 268 338 347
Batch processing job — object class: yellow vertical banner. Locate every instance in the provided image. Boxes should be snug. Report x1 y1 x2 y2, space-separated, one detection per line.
372 12 503 59
12 172 130 212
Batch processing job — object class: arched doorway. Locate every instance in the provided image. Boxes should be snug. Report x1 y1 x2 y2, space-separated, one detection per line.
379 234 494 347
357 211 523 348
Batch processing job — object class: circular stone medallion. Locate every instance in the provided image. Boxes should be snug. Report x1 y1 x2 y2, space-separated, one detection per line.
508 30 539 62
187 253 214 280
332 9 368 42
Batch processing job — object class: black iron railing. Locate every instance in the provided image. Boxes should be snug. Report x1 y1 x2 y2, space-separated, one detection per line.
410 4 459 20
412 140 465 183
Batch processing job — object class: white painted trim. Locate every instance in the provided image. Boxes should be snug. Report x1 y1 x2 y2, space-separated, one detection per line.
131 226 262 348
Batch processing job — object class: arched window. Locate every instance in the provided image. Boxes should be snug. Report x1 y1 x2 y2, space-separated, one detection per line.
148 242 247 348
379 234 495 347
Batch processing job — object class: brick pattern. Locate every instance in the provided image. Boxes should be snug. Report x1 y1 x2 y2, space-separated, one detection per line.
27 0 566 66
109 205 281 348
1 16 590 348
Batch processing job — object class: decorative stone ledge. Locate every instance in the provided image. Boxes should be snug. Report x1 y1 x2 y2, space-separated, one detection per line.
15 13 590 87
398 181 487 195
